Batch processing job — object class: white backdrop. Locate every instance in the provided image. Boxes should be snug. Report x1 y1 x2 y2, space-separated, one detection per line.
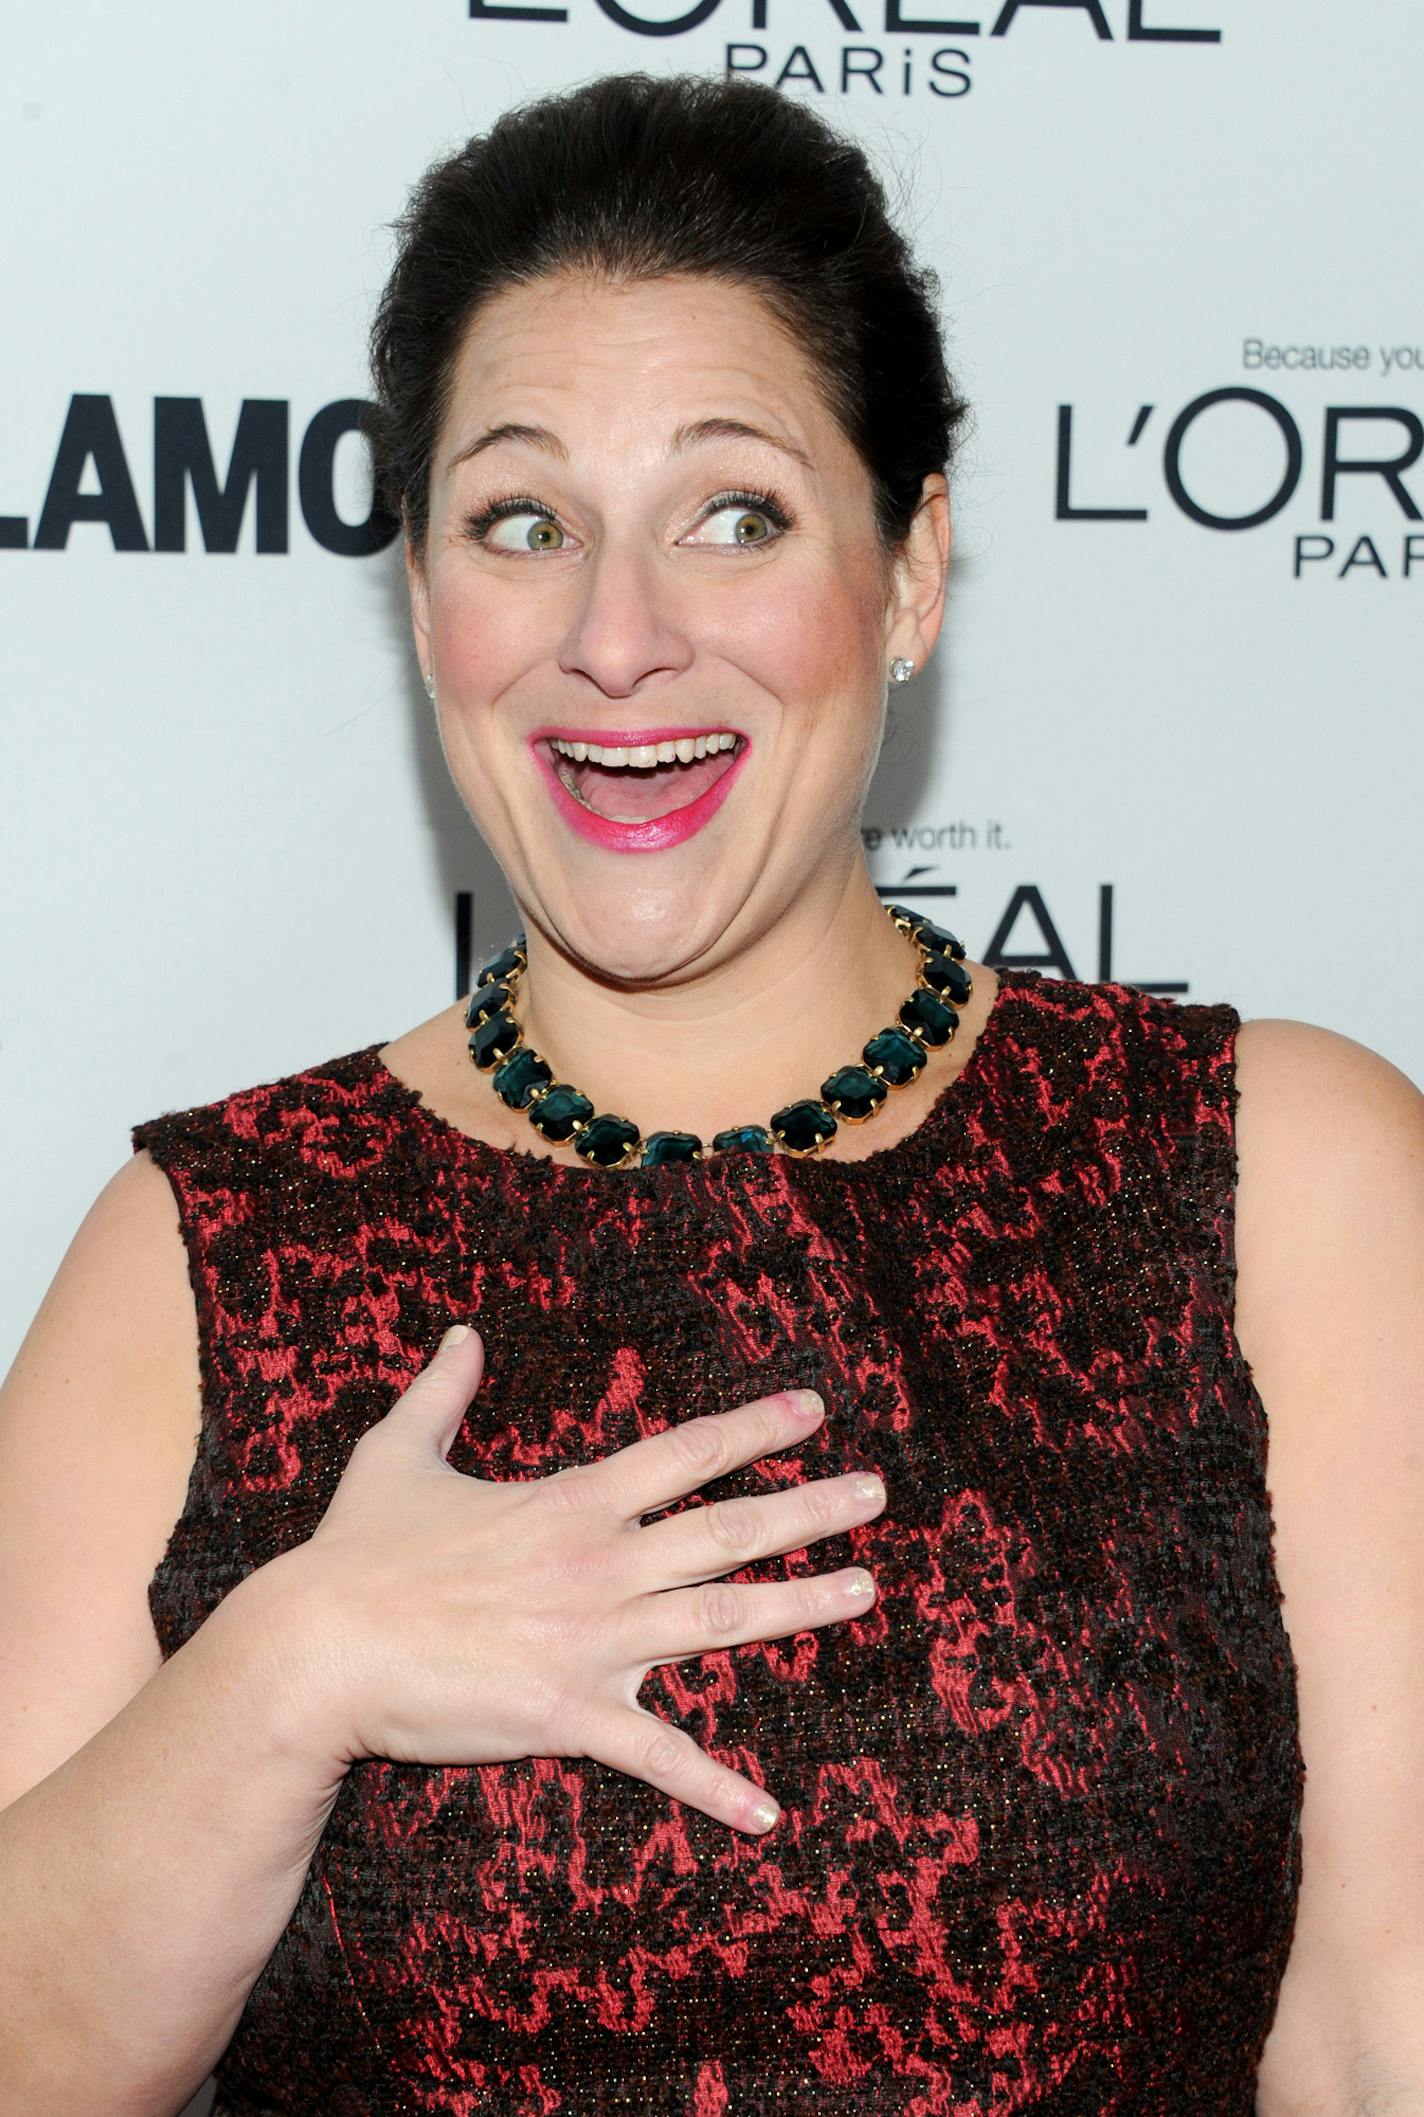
3 0 1420 1388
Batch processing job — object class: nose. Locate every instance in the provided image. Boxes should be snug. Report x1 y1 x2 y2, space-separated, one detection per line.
555 533 693 699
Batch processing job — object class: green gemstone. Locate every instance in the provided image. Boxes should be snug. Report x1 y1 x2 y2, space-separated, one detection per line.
899 988 956 1048
477 939 527 986
918 952 971 1006
863 1027 927 1086
528 1083 594 1142
710 1124 775 1155
770 1099 837 1155
821 1064 888 1122
492 1046 553 1110
641 1130 704 1166
465 981 510 1029
885 903 966 959
912 916 965 960
575 1114 642 1167
468 1009 521 1070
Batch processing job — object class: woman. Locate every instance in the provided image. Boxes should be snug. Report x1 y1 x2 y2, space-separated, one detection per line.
1 67 1421 2117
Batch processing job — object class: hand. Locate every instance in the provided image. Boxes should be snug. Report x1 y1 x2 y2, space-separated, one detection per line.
282 1325 884 1834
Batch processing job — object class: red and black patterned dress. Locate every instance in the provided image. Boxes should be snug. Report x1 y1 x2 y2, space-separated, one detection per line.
132 965 1304 2116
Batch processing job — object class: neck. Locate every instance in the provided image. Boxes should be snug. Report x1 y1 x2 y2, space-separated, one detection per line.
514 858 921 1142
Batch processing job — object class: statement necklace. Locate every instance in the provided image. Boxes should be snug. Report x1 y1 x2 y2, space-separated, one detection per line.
463 901 972 1169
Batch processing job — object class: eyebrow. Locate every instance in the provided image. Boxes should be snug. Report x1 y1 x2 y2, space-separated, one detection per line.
445 416 815 476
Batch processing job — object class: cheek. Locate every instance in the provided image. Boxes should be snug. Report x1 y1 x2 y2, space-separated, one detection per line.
741 564 886 757
732 573 886 830
422 577 534 845
724 534 879 666
428 584 523 709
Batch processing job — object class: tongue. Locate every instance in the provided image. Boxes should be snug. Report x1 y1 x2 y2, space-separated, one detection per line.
557 747 737 823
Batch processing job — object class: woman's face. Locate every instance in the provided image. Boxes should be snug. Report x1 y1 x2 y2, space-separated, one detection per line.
408 270 947 986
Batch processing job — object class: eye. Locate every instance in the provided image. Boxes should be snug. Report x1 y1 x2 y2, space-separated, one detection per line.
683 490 792 549
464 497 568 552
462 485 793 555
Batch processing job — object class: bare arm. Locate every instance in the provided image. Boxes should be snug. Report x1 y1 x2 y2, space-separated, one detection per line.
0 1151 350 2116
0 1557 345 2117
1236 1020 1424 2117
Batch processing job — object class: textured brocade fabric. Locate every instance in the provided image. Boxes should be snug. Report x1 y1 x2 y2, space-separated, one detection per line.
132 967 1304 2117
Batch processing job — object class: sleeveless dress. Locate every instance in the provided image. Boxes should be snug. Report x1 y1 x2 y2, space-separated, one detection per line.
131 965 1305 2117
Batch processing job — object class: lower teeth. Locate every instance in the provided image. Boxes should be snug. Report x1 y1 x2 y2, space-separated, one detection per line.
554 754 723 818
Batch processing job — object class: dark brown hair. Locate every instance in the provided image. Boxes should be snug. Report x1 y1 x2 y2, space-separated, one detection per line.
366 71 971 564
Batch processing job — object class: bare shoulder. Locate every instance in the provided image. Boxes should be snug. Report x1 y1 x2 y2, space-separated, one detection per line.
1233 1015 1423 1345
0 1150 204 1810
3 1147 202 1434
1235 1010 1421 1117
1232 1009 1422 1457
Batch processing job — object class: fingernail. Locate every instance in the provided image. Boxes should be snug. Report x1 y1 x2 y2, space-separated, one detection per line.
844 1570 876 1600
749 1799 780 1832
854 1474 885 1503
788 1390 824 1421
440 1324 471 1351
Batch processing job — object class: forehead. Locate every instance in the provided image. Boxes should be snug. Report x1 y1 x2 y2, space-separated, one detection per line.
439 272 841 462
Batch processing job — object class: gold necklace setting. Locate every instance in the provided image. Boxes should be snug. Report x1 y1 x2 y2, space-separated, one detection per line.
464 902 972 1168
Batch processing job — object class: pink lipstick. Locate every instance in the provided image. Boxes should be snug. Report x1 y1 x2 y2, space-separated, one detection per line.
528 727 751 854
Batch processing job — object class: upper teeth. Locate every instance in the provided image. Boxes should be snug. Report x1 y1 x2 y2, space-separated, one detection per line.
549 732 739 767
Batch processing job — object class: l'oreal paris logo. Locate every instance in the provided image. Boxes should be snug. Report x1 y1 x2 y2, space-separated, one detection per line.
467 0 1220 40
1057 387 1424 582
467 0 1220 95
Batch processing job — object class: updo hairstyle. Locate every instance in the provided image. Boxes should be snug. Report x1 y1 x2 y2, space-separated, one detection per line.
366 71 971 569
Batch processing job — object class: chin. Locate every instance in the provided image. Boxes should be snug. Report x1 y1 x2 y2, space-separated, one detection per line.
539 891 741 988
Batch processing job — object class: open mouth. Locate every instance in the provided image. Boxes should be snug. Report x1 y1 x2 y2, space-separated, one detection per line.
541 731 745 824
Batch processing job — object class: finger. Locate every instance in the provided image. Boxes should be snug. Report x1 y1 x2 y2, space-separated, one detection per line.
383 1324 485 1461
570 1388 826 1523
584 1701 783 1836
634 1565 878 1667
636 1469 886 1589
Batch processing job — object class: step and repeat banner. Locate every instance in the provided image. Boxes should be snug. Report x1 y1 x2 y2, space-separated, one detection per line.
2 0 1420 1369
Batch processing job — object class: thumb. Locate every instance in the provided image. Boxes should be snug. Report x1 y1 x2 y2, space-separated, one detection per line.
398 1324 485 1461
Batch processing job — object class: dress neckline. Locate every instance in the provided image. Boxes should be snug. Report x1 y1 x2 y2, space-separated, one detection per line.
358 963 1035 1189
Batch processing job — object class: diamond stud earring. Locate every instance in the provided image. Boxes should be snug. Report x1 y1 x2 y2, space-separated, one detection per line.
422 668 436 701
889 657 915 684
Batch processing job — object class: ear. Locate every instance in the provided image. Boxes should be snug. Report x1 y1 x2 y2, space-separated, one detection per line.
884 473 951 671
405 526 433 681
